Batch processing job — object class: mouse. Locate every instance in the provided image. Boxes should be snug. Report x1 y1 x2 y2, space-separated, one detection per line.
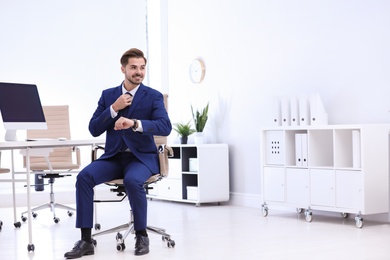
58 137 67 141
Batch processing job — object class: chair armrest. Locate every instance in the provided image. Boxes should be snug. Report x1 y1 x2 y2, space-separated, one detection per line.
92 145 105 161
158 144 174 177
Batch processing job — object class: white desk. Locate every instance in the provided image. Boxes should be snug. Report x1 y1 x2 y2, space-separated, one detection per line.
0 138 105 252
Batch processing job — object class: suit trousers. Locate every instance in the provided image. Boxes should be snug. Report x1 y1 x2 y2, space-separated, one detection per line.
75 152 152 231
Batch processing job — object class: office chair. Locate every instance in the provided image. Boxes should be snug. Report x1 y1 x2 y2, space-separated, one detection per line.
92 94 176 251
21 105 81 223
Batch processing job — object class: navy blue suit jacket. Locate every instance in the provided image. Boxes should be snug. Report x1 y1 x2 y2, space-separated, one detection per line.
88 83 172 174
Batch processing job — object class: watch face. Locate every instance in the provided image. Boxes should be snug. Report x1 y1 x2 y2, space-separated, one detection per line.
190 58 205 83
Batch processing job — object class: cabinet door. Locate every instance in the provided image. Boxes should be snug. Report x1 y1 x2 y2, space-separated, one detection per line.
310 169 335 207
336 170 362 210
168 158 182 179
286 168 309 206
157 179 182 199
263 167 285 202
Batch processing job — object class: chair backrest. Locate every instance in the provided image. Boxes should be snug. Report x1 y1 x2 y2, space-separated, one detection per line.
26 105 79 170
153 94 168 146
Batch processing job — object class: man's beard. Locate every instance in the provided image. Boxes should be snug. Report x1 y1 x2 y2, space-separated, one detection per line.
126 74 143 85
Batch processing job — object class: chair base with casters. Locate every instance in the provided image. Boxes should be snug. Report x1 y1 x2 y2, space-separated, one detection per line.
21 173 75 223
92 174 176 251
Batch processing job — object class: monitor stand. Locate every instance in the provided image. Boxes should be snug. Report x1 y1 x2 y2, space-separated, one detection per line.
5 130 17 141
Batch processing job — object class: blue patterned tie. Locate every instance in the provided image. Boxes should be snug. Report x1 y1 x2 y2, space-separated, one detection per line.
119 92 132 152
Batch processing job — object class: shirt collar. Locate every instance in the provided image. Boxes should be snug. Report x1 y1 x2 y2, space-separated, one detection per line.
121 83 140 96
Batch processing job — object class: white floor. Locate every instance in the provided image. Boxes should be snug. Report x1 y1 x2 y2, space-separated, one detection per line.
1 200 390 260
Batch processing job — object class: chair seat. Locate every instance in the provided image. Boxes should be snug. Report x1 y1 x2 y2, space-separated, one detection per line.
30 162 80 171
105 174 162 187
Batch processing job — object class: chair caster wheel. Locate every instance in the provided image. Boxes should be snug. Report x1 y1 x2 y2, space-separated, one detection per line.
53 217 60 223
27 244 35 252
167 240 175 248
92 238 97 247
32 212 38 218
116 243 125 251
14 222 21 228
67 211 73 217
94 223 101 230
21 216 27 222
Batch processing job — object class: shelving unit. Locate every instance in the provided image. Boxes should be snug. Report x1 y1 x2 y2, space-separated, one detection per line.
260 124 390 228
147 143 229 206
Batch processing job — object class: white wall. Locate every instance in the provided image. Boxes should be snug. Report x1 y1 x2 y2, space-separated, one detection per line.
0 0 147 165
0 0 148 203
155 0 390 206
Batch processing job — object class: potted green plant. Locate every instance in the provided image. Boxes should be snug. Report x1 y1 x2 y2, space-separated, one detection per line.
191 102 209 144
173 121 196 144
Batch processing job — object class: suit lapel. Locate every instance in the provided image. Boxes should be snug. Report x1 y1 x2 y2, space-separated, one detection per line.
125 84 146 117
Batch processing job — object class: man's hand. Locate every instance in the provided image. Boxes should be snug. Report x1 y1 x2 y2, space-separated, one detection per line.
114 117 134 130
112 93 133 112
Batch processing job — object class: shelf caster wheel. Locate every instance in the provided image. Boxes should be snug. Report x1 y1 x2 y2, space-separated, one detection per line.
14 222 21 228
167 240 175 248
262 205 269 217
53 217 60 224
21 216 27 222
305 211 312 222
341 212 349 219
32 212 38 218
116 243 126 251
297 208 303 214
27 244 35 252
94 223 101 230
355 217 364 228
67 211 73 217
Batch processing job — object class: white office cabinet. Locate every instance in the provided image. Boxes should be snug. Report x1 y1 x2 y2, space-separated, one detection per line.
260 124 390 228
147 144 229 206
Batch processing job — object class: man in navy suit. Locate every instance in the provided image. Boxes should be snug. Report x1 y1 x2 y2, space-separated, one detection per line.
65 48 172 259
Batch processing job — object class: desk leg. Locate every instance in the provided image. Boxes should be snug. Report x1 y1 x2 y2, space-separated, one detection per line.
11 151 18 225
26 148 34 252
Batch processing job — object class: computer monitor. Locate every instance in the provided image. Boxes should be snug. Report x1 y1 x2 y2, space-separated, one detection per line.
0 82 47 141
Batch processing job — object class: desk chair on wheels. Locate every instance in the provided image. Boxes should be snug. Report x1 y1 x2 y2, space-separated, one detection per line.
92 141 175 251
91 93 175 251
21 105 81 223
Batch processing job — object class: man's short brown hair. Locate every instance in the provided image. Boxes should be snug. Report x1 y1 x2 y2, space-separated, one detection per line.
120 48 147 66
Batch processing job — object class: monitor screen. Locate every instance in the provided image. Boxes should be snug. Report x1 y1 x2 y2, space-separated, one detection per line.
0 82 47 140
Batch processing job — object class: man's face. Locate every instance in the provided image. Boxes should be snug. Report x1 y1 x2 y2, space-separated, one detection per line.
122 57 146 86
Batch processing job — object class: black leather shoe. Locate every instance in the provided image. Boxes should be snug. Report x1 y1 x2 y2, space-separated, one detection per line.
64 240 94 259
134 234 150 256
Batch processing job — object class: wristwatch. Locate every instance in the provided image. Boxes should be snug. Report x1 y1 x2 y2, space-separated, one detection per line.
131 119 138 130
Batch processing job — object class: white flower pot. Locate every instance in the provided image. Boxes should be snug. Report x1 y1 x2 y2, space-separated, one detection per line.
194 132 205 144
